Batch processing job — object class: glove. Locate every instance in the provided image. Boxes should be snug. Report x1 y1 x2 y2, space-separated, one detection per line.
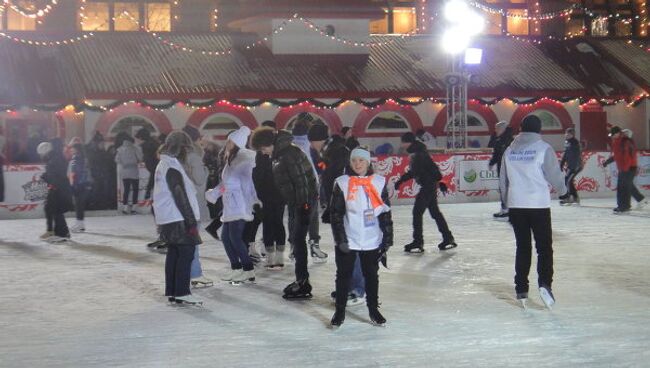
394 180 403 191
253 203 262 213
602 161 609 168
439 182 448 194
337 242 350 253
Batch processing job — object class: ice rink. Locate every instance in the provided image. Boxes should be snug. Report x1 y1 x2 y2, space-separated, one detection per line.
1 199 649 368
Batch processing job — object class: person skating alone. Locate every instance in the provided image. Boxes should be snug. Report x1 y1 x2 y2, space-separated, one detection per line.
559 128 583 206
153 131 203 306
206 126 259 284
329 148 393 327
499 115 567 310
115 134 143 215
603 126 644 213
488 121 514 217
39 139 73 242
394 132 456 253
69 143 93 233
251 126 318 299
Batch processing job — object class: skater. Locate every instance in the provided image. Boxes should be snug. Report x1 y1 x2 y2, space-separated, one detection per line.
488 121 513 217
39 139 73 242
202 139 223 240
329 148 393 327
499 115 567 309
394 132 456 252
206 126 258 284
292 118 327 263
559 128 583 206
153 131 203 305
341 127 360 151
69 143 93 233
603 126 644 213
416 128 437 150
115 134 143 215
251 126 318 299
135 128 160 200
622 129 648 209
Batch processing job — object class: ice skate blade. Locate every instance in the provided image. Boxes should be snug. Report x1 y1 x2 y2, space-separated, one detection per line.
519 299 528 310
229 279 255 285
191 282 214 289
174 300 203 307
404 249 424 254
438 243 458 251
282 294 313 300
370 320 386 327
311 257 328 264
539 288 555 310
265 265 284 271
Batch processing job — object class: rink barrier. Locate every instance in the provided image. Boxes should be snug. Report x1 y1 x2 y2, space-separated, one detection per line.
1 151 649 219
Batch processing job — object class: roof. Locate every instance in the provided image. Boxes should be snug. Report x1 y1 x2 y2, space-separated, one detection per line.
0 32 643 105
589 39 650 92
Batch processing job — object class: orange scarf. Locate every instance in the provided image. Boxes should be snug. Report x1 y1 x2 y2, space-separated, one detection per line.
347 176 384 209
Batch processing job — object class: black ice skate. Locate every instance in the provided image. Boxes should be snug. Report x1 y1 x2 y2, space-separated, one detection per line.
282 279 313 300
438 238 458 251
368 307 386 326
330 307 346 328
174 294 203 306
403 242 424 253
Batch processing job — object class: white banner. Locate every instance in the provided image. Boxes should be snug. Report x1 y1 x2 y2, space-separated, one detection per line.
458 160 500 191
637 155 650 186
2 165 47 205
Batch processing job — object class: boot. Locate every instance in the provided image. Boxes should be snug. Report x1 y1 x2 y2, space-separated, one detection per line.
404 241 424 253
70 220 85 233
368 307 386 326
330 306 346 327
204 221 220 240
265 250 277 269
438 237 458 251
275 250 285 269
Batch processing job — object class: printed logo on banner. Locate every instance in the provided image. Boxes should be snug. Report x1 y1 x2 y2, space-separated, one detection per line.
459 160 500 191
21 175 48 202
463 169 477 183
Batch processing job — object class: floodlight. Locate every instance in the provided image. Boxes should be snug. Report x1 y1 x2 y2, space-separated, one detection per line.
444 0 468 22
464 48 483 64
461 12 485 36
442 28 470 54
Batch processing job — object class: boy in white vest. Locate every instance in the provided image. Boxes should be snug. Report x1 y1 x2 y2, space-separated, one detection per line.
329 148 393 327
499 115 567 309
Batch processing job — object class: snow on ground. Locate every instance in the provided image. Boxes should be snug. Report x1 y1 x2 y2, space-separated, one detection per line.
1 198 649 368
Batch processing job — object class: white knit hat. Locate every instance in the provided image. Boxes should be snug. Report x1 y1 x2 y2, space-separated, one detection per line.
350 147 371 163
622 128 633 138
228 126 251 148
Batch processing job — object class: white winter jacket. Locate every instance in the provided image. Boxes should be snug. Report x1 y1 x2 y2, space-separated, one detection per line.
499 133 567 209
153 154 200 225
205 148 259 222
115 140 143 179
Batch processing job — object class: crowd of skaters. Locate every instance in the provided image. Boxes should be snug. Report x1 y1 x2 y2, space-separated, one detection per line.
27 113 647 327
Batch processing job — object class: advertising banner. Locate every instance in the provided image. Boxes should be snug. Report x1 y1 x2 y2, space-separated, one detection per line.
458 160 500 191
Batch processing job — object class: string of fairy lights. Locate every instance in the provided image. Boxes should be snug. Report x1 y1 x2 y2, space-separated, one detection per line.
2 0 59 19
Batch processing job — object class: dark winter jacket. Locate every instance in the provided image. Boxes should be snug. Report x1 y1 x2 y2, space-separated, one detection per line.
69 152 93 192
253 151 284 205
141 137 160 172
396 141 442 190
330 167 393 249
203 147 222 189
42 141 73 214
159 168 202 246
321 135 350 206
272 130 318 208
345 136 360 151
561 137 582 171
488 127 514 170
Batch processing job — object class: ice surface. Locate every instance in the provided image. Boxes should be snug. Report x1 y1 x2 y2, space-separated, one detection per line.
1 199 649 368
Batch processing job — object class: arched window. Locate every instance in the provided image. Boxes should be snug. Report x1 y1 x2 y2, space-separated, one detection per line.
526 110 562 131
109 116 158 137
286 112 327 132
367 111 410 132
200 113 242 137
444 112 488 132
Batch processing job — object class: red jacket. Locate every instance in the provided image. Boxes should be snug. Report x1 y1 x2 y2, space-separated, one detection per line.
611 136 637 172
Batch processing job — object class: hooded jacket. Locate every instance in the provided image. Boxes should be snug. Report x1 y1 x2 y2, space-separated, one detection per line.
396 141 442 190
560 137 582 171
272 130 318 208
499 133 567 209
115 140 143 180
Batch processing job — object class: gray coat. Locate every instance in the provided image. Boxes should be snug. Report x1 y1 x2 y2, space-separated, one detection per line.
115 140 143 180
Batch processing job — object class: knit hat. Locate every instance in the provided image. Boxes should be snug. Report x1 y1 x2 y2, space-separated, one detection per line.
182 125 201 142
622 128 633 138
228 126 251 149
401 132 417 143
521 115 542 133
350 147 371 163
308 123 329 142
135 128 151 140
251 127 276 150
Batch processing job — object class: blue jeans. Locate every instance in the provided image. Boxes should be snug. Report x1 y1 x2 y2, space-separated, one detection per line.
350 254 365 297
222 220 254 271
190 246 202 279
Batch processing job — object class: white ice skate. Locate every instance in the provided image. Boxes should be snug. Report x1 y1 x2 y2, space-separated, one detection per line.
539 286 555 310
174 294 203 306
220 269 243 282
191 276 214 288
516 293 528 310
70 221 85 233
39 231 54 240
231 270 255 285
637 199 648 210
310 241 328 264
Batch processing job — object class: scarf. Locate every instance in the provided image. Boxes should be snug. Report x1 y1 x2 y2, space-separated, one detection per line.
347 176 384 209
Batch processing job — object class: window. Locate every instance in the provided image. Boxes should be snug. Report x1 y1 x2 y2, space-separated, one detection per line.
370 8 389 34
591 17 608 36
370 6 416 34
200 114 241 137
614 19 632 36
110 116 158 137
485 12 502 35
81 2 110 31
565 19 584 36
146 2 171 32
7 6 36 31
445 113 488 132
114 2 139 31
507 9 529 35
286 113 326 132
368 112 410 131
526 110 562 130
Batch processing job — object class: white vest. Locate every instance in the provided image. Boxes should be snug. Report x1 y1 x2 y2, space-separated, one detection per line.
153 155 201 225
504 140 553 209
335 175 391 251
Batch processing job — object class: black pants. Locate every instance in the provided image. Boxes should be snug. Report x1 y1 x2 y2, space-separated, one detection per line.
289 206 310 281
509 208 553 294
565 168 582 199
145 167 155 199
122 179 139 205
413 189 452 243
262 202 286 251
616 170 635 211
165 244 196 297
244 213 262 244
335 247 379 309
630 168 646 203
74 186 90 221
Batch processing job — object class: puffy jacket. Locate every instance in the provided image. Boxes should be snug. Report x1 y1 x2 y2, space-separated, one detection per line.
330 168 393 250
203 147 222 189
157 164 202 246
115 140 143 179
253 151 284 205
488 127 514 170
561 137 582 171
184 143 207 188
396 141 442 190
272 130 318 208
321 135 350 206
